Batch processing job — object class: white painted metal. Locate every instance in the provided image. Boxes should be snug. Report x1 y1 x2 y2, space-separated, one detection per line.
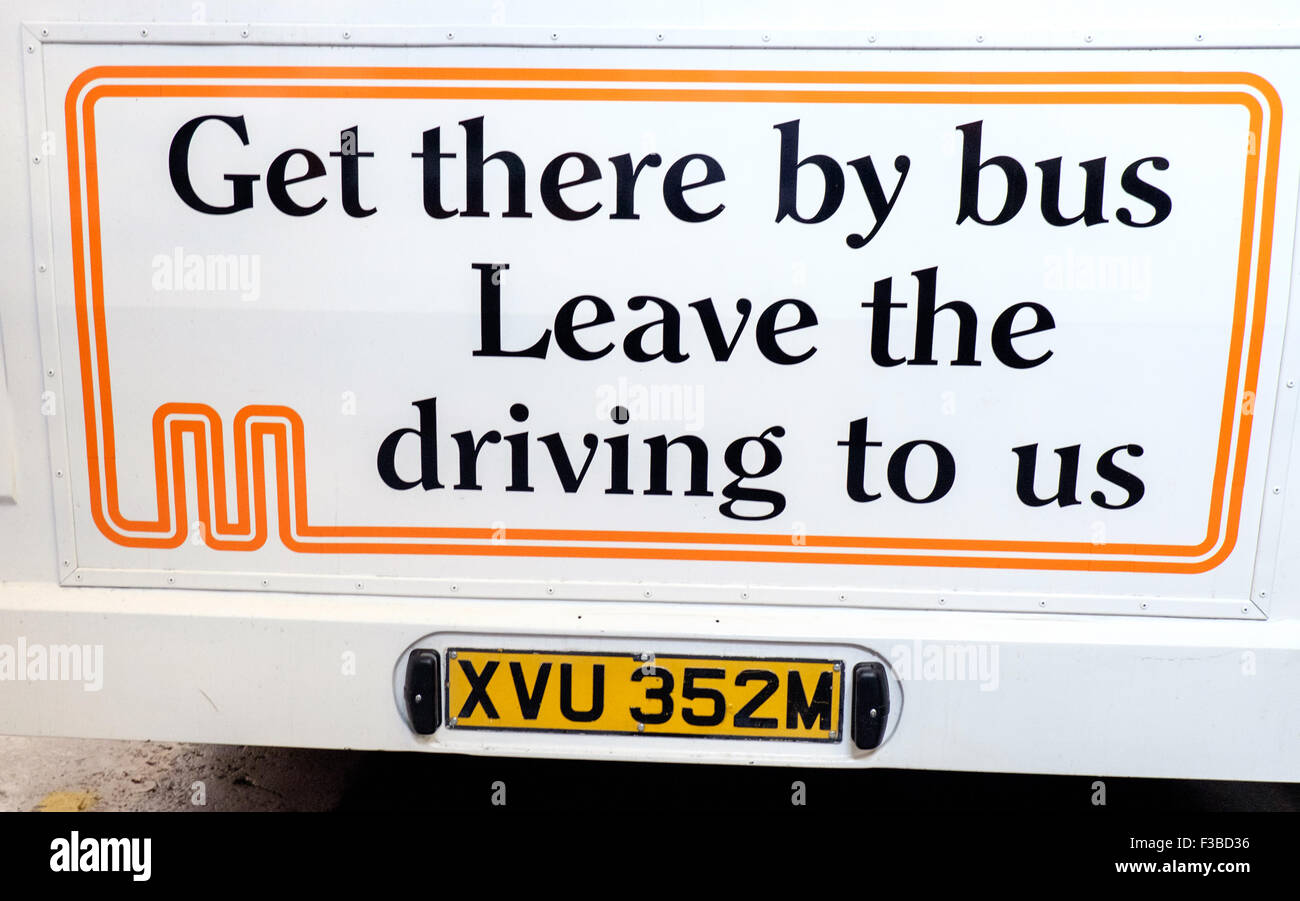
2 1 1300 779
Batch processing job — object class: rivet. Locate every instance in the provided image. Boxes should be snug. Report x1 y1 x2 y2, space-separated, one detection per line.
637 722 645 732
1273 486 1282 494
833 663 841 671
740 591 749 599
46 368 54 376
41 29 48 37
62 560 69 567
38 263 46 272
355 581 363 589
762 33 770 42
976 34 984 42
1085 35 1093 43
260 579 268 586
868 35 877 43
1259 591 1268 598
447 32 454 40
546 587 554 595
1141 602 1148 609
449 650 458 659
26 45 34 53
33 156 40 165
656 33 664 41
1288 380 1296 388
343 31 351 39
167 576 175 584
643 590 652 598
450 584 458 592
1039 600 1046 607
1196 34 1204 41
449 716 458 726
869 708 879 719
938 598 946 605
75 574 82 581
140 29 148 37
241 29 248 38
55 470 63 478
413 693 423 704
1242 606 1250 613
550 32 558 41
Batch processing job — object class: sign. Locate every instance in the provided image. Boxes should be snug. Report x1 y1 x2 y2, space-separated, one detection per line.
40 46 1297 613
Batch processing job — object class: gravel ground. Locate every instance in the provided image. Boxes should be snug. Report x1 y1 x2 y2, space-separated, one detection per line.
2 735 1297 811
0 736 361 811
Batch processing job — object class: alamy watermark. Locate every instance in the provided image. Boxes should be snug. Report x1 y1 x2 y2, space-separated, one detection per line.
151 245 261 302
0 637 103 691
888 640 999 691
595 376 705 430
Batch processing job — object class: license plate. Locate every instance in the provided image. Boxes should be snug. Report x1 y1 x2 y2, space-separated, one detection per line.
445 649 844 741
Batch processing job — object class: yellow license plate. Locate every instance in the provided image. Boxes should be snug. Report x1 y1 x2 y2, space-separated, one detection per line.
446 649 844 741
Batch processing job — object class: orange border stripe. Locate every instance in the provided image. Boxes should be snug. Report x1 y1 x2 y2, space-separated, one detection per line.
62 66 1282 571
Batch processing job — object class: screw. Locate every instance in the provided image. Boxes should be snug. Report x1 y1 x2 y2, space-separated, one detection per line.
75 574 82 581
413 693 423 704
449 650 458 659
1242 606 1250 613
449 716 458 726
62 560 69 567
833 663 841 671
546 587 554 595
637 722 645 732
1259 591 1268 598
838 593 846 601
938 598 946 605
869 708 879 719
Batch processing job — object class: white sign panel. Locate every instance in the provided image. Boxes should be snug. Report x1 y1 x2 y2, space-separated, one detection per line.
36 42 1299 615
